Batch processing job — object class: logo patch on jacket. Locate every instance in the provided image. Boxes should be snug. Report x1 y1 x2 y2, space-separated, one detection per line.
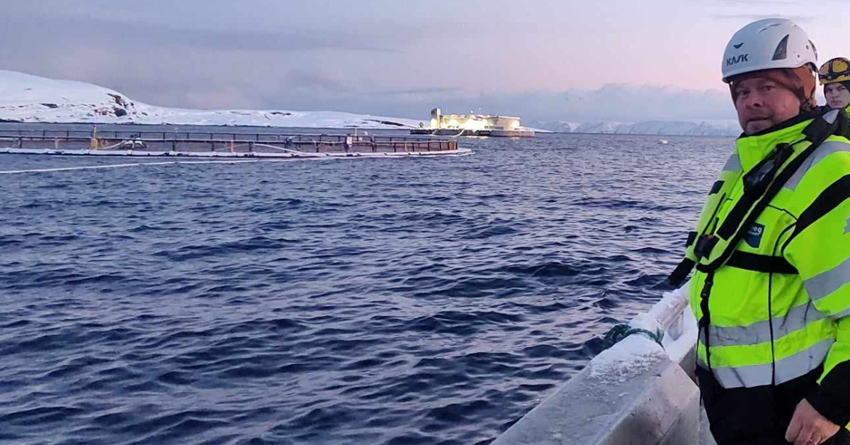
745 223 765 248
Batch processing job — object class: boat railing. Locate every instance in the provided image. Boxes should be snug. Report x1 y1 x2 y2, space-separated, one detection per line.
493 283 705 445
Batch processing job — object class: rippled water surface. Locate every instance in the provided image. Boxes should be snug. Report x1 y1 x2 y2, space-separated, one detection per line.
0 129 732 445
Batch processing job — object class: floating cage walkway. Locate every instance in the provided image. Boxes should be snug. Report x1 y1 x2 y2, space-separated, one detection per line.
0 129 471 159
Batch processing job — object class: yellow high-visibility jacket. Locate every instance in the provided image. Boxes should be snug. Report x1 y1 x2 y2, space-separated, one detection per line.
681 110 850 436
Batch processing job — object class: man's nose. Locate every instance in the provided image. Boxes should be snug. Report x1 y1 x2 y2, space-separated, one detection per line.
744 92 764 108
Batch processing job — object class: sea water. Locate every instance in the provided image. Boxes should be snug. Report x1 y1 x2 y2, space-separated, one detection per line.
0 128 729 444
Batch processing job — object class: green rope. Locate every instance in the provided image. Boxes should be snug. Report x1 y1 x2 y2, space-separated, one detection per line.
602 324 664 350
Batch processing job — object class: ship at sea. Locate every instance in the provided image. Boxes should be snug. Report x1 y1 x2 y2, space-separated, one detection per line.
411 108 535 138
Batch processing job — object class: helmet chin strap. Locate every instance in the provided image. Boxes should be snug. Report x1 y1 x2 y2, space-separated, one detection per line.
800 84 819 112
800 92 817 112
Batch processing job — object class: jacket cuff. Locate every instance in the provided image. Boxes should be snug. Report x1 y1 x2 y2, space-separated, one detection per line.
807 361 850 427
807 385 850 427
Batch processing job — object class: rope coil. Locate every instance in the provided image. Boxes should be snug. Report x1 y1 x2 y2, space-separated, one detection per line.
602 324 664 350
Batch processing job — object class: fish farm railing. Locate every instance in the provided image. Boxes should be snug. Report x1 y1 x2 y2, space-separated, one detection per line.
0 130 458 154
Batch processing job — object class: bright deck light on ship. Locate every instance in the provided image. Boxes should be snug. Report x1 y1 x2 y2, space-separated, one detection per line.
463 119 488 131
430 118 438 129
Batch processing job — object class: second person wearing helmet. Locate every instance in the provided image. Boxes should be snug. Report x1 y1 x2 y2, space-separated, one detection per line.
820 57 850 113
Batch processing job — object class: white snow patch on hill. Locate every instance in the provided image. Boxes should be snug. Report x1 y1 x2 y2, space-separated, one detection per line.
0 70 422 129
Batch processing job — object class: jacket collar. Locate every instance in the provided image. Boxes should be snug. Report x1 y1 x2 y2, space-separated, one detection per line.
735 109 821 172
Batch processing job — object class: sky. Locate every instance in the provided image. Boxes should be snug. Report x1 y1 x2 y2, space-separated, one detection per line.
2 0 849 122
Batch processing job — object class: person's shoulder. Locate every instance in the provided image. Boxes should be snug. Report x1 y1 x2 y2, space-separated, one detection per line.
795 136 850 192
816 135 850 159
806 136 850 170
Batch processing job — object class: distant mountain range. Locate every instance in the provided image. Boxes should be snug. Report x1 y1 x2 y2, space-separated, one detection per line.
527 120 741 137
0 69 742 136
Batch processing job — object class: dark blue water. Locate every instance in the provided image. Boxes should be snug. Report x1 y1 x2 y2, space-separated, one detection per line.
0 131 730 445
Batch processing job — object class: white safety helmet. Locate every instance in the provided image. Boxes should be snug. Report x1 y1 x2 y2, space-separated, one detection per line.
722 18 818 83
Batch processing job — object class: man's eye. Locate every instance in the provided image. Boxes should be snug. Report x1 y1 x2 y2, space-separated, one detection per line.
761 85 774 92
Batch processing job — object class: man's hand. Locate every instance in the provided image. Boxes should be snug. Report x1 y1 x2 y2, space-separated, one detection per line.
785 398 840 445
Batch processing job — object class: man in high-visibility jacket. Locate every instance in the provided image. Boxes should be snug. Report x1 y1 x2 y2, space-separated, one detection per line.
670 18 850 445
820 57 850 116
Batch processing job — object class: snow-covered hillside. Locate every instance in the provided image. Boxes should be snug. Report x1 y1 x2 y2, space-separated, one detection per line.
0 70 422 129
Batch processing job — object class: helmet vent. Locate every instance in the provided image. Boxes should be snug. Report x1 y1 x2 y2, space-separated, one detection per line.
759 22 782 33
772 34 789 61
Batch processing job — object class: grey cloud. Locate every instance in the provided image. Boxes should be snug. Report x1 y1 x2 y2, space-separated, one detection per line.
3 16 403 54
370 87 466 96
283 68 349 93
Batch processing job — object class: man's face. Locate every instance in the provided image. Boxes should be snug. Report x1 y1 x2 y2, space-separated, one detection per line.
734 77 802 135
824 83 850 110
